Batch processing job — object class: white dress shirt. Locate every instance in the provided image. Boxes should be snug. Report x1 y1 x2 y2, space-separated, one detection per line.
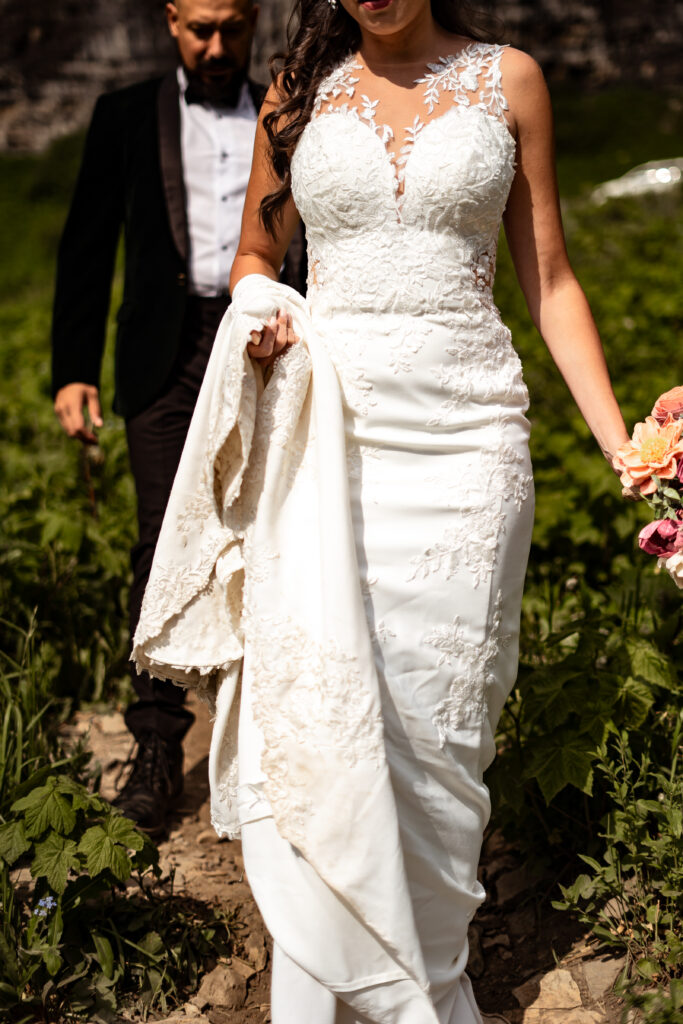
177 66 257 297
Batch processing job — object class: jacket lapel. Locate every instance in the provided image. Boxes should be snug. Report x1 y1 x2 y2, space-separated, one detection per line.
157 71 189 263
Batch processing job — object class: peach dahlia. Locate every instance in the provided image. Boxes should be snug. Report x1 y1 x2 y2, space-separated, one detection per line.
613 414 683 495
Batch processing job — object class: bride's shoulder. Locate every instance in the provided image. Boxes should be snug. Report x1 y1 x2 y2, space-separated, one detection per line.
259 73 301 130
498 46 546 90
262 74 288 113
497 47 551 135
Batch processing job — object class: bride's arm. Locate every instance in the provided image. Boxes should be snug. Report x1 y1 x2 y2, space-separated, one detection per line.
230 83 301 290
501 49 629 463
230 83 302 363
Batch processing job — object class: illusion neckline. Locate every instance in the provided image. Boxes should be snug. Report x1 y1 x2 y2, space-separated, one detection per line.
301 42 516 224
352 40 493 82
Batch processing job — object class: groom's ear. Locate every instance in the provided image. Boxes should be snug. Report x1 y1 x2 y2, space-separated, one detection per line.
166 2 180 41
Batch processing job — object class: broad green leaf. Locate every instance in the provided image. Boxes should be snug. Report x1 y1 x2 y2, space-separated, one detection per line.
92 933 115 980
43 948 62 977
577 854 602 872
11 779 55 812
669 978 683 1009
524 729 595 804
8 763 67 805
55 776 107 814
139 931 165 957
105 813 145 851
625 637 674 689
635 957 659 980
71 789 107 814
521 663 584 727
144 966 164 997
0 820 30 864
91 974 118 1011
31 833 80 893
78 826 132 882
12 779 76 839
591 923 623 946
611 675 655 728
666 805 682 838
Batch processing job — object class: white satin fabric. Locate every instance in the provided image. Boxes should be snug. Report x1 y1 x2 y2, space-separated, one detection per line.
135 42 535 1023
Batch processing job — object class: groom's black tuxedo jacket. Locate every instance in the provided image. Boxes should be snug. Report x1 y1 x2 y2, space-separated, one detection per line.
51 73 306 420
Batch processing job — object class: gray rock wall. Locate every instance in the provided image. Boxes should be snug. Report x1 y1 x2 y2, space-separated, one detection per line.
0 0 681 151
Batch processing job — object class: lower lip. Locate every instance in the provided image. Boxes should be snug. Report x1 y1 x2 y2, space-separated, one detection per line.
360 0 394 9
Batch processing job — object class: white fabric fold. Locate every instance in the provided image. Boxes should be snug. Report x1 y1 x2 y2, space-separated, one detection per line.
133 273 441 1017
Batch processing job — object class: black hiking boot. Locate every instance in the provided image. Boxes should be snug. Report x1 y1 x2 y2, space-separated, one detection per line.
112 732 183 838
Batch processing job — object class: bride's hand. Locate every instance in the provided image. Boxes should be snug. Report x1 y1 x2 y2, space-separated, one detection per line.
247 309 299 367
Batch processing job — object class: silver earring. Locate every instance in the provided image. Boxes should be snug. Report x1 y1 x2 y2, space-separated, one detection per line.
326 0 338 8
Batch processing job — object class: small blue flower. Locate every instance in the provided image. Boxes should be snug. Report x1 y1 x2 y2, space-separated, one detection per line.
33 895 57 916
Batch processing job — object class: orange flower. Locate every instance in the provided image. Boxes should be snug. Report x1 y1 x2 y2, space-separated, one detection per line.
613 414 683 495
652 385 683 425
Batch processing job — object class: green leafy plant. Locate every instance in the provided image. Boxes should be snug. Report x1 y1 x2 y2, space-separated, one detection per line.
553 724 683 1021
488 566 683 853
0 633 235 1022
0 773 236 1022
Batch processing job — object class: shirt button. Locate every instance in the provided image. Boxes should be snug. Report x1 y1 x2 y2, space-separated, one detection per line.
176 272 186 285
221 244 228 251
221 194 228 202
220 151 228 160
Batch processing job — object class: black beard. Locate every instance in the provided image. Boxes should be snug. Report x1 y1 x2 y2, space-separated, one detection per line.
183 62 247 107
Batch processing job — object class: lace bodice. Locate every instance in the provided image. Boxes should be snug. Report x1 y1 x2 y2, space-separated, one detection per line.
291 42 517 320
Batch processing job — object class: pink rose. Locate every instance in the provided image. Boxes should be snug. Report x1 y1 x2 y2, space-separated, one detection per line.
638 518 682 557
652 386 683 425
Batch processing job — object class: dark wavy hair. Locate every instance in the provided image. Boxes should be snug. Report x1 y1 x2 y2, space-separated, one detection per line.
260 0 503 233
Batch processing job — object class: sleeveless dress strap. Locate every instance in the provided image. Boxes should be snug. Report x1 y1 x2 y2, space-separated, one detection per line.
418 42 510 123
478 43 509 122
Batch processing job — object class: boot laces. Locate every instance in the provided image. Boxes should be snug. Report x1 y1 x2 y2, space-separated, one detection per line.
117 732 173 795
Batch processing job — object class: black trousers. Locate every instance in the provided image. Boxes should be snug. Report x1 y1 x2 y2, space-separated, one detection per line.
124 294 229 744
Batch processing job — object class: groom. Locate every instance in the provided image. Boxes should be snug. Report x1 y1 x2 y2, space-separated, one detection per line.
51 0 305 837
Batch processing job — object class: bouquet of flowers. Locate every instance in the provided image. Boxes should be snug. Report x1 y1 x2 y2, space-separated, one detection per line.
613 386 683 589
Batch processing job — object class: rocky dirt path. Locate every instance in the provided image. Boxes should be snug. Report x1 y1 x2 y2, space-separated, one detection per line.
70 693 627 1024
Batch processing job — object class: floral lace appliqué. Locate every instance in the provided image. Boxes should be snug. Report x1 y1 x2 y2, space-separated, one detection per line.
245 616 385 844
429 590 512 741
407 507 507 589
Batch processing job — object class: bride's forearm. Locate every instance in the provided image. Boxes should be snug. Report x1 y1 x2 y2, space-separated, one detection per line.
229 251 279 295
533 275 629 460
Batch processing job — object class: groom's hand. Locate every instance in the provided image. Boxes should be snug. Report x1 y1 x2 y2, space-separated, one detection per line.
54 383 103 444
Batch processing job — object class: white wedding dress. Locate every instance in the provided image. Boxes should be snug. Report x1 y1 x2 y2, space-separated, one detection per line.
134 41 534 1024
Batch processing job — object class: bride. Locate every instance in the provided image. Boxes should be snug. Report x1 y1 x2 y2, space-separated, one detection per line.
135 0 630 1020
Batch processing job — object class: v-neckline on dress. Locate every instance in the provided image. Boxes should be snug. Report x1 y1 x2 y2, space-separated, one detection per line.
309 43 515 222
